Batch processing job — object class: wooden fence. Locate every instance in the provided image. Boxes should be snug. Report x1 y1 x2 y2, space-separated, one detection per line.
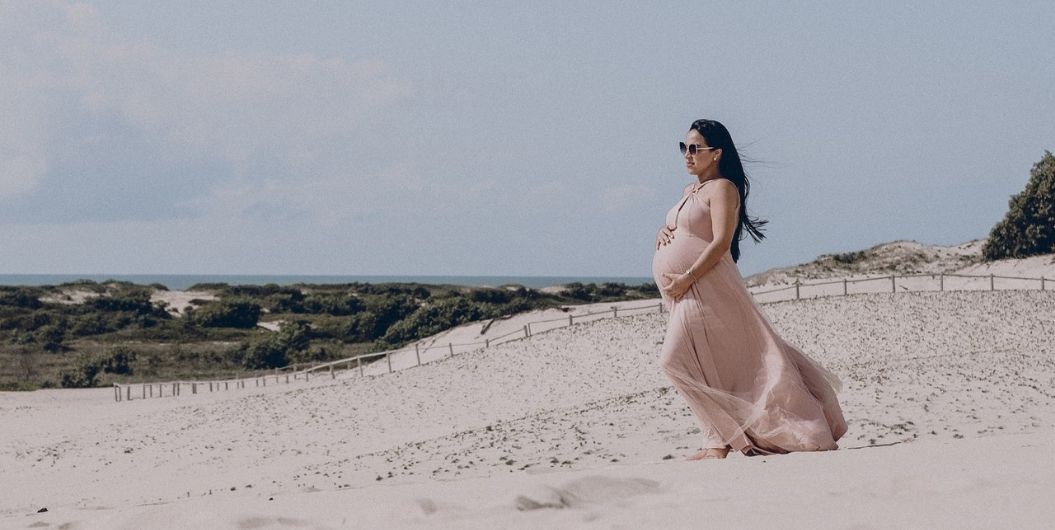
112 301 666 402
112 271 1051 402
749 271 1048 303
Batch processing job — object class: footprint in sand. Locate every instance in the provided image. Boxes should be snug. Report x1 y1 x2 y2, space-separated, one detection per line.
514 475 660 511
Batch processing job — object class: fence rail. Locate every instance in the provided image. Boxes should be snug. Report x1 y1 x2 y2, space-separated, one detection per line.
112 271 1051 402
749 271 1048 303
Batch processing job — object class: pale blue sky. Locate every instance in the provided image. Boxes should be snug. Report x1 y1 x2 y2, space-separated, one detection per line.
1 1 1052 277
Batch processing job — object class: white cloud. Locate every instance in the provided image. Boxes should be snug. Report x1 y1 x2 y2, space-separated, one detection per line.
0 0 412 215
0 152 47 198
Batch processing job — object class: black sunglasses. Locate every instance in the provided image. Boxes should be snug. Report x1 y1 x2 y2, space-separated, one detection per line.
679 142 717 156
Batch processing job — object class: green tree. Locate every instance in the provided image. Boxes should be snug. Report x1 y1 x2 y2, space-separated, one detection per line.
983 151 1055 260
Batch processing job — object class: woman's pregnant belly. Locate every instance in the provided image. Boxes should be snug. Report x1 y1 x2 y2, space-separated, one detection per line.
652 232 710 288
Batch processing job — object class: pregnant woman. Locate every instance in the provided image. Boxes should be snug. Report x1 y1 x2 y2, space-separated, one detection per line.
652 119 847 460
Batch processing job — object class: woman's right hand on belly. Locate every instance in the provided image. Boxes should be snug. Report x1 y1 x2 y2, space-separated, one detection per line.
656 226 674 250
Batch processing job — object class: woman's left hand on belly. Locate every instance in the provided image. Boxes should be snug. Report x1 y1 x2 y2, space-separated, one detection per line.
655 226 674 250
659 272 693 300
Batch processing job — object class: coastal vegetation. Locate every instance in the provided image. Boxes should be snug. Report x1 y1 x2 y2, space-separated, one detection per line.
0 280 658 390
984 151 1055 261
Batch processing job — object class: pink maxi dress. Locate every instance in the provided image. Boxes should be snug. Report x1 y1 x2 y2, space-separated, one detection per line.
652 180 847 454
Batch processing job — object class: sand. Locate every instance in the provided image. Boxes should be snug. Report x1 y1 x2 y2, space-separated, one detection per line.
149 290 217 316
3 286 1055 528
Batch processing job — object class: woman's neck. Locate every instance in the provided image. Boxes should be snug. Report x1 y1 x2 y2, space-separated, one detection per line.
696 170 720 184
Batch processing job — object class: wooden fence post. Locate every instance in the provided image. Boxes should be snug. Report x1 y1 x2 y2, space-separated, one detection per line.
940 273 944 291
658 302 664 314
1043 277 1047 291
415 343 421 365
843 278 847 296
358 355 363 377
386 351 392 373
891 275 896 293
568 314 573 326
485 338 490 348
192 383 197 394
142 385 146 399
449 342 454 356
127 386 132 400
795 281 800 300
330 364 335 379
612 306 618 318
990 274 995 291
523 325 529 338
114 385 120 402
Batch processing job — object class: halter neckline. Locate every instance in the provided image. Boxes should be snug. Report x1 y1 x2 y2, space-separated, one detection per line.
691 178 719 193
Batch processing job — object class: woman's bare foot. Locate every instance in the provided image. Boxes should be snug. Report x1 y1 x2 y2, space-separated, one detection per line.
686 447 729 461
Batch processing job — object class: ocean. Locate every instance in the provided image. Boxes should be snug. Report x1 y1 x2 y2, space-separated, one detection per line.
0 274 655 291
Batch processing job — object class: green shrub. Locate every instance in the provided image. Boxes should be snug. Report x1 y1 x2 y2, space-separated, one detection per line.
289 344 330 364
60 354 101 388
381 297 483 345
67 314 113 337
598 282 625 297
91 295 154 313
268 289 306 313
563 282 592 301
983 151 1055 260
468 288 512 304
241 320 311 369
0 288 43 309
345 311 380 342
300 293 365 315
190 299 262 328
363 295 419 340
831 251 867 264
1 311 53 332
241 340 286 370
35 324 66 352
99 346 137 375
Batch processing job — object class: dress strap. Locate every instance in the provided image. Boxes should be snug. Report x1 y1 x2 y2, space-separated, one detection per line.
666 179 717 230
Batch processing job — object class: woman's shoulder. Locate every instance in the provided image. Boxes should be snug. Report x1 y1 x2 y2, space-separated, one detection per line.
694 177 736 196
712 178 737 192
708 178 740 208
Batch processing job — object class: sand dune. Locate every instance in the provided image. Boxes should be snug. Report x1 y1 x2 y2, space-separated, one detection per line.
3 290 1055 528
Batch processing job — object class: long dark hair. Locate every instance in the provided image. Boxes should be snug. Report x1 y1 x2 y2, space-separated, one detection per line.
690 119 768 262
